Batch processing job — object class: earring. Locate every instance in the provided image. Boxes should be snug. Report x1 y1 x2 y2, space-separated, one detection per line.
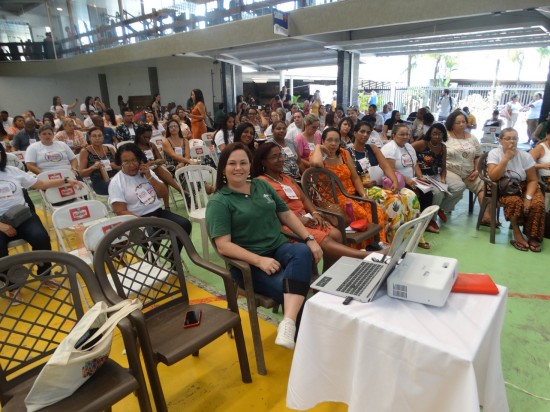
222 174 227 184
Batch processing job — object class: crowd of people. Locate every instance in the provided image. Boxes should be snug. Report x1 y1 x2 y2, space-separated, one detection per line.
0 88 548 348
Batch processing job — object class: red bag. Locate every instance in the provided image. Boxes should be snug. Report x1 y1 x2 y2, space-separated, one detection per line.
350 219 368 231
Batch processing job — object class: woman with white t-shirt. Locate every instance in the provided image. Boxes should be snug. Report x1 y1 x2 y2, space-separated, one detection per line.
80 96 97 116
25 125 78 175
145 111 165 139
108 143 191 237
213 113 235 153
505 95 523 128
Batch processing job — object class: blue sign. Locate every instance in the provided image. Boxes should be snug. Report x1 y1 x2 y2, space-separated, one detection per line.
273 10 289 37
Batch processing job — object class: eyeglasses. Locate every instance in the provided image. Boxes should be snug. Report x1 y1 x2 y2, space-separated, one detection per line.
501 136 518 141
267 153 285 160
122 159 139 166
168 125 179 129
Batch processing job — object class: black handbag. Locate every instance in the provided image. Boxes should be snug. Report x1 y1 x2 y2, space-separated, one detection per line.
498 175 521 196
0 204 33 228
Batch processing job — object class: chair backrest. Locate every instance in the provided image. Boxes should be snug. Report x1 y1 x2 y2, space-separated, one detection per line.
150 137 164 153
104 143 117 153
6 153 24 170
84 215 138 253
477 151 497 197
189 139 204 148
36 169 90 204
116 140 132 148
189 144 209 160
301 167 344 206
0 251 104 397
201 132 214 145
51 200 109 253
92 217 203 309
10 151 25 163
174 165 216 215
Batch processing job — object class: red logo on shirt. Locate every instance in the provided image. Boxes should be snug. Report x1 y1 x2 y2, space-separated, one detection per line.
69 206 90 221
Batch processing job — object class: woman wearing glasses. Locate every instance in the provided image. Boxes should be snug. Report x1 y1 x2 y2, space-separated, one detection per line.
108 143 191 234
487 128 545 252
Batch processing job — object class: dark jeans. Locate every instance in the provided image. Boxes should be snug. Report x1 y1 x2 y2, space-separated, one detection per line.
142 208 192 253
230 242 312 305
0 213 51 257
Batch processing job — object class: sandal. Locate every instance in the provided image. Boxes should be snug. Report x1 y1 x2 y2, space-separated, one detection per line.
480 220 502 228
418 242 430 250
528 242 542 253
437 210 447 223
510 240 528 252
426 221 439 234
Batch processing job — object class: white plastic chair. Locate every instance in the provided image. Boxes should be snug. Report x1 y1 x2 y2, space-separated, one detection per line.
51 200 110 266
6 153 25 170
116 140 133 148
8 239 30 253
83 215 138 256
150 137 165 153
189 138 204 148
10 151 25 162
201 132 214 145
36 169 91 226
175 165 216 260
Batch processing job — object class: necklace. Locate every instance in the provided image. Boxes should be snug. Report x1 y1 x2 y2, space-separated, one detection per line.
263 173 282 184
452 131 466 139
90 144 106 159
326 155 338 159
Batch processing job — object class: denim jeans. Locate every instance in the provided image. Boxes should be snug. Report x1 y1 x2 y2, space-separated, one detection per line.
230 242 312 304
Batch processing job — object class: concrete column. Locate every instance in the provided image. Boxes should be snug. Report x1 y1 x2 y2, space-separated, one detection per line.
221 61 243 112
337 50 359 108
540 60 550 122
289 76 294 99
279 71 285 90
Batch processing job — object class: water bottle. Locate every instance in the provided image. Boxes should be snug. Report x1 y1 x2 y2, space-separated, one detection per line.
345 201 355 222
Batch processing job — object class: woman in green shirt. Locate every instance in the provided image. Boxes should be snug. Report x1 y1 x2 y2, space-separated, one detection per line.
206 142 322 350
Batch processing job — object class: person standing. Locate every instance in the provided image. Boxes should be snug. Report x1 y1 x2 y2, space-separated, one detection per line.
524 92 543 144
437 89 454 122
505 94 523 128
187 89 208 139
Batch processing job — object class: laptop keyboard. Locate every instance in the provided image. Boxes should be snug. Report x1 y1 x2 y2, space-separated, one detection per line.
336 261 382 295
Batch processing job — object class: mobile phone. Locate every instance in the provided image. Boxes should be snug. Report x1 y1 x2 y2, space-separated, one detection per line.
183 309 202 328
75 327 102 350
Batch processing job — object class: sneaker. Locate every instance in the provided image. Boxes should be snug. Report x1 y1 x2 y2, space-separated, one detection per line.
275 317 296 350
437 210 448 223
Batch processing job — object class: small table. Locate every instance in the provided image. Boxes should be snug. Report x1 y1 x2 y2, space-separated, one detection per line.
287 286 508 412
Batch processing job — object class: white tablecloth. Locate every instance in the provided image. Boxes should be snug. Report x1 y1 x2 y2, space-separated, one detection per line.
287 286 508 412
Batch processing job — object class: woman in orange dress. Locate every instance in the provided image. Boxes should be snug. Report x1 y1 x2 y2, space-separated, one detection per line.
310 127 388 246
252 142 369 270
187 88 208 139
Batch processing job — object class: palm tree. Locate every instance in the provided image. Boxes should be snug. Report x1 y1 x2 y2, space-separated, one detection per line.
508 50 525 82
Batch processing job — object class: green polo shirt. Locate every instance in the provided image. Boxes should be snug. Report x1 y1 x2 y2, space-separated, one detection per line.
206 178 289 255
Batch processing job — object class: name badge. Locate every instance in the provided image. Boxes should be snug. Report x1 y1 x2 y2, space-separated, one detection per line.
358 157 370 171
144 149 154 160
129 128 135 136
101 159 112 171
67 140 74 147
282 146 294 157
281 184 298 200
136 185 155 205
175 147 183 156
308 142 315 152
29 138 37 144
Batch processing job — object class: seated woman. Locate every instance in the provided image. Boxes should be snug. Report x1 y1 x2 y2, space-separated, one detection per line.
310 127 388 246
348 122 419 241
108 143 191 235
529 124 550 211
145 111 165 139
382 110 403 140
206 143 322 349
338 116 354 147
54 118 88 154
294 114 322 171
267 120 302 181
134 125 183 210
213 113 236 154
445 110 491 224
26 125 78 175
381 123 432 247
78 127 119 195
162 119 194 172
253 142 368 270
412 123 465 230
234 122 257 154
487 128 545 252
0 143 82 297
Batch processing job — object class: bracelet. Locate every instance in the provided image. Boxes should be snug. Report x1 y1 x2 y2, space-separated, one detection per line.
147 175 154 181
312 211 321 215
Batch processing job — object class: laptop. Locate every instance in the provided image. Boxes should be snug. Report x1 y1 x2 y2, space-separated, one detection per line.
311 212 428 303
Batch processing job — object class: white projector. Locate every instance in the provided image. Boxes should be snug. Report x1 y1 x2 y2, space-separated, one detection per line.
387 253 458 307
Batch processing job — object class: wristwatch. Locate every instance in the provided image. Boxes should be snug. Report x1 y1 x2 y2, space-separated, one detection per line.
526 194 533 201
64 177 69 184
304 234 315 243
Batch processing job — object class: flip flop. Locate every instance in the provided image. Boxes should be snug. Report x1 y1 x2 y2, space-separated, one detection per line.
480 220 502 228
528 242 542 253
418 242 430 250
510 240 528 252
